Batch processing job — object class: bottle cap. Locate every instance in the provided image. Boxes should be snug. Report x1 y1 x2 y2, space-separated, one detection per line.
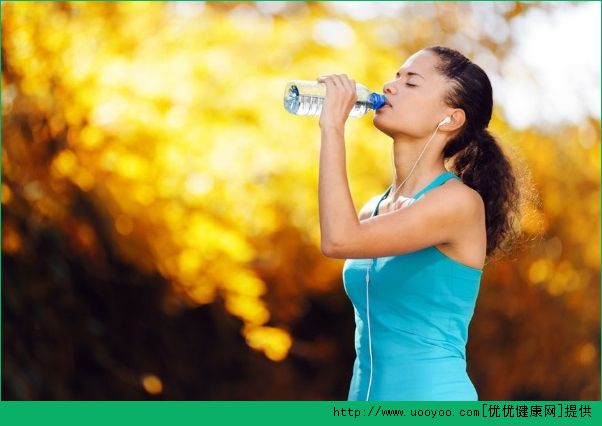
369 93 387 110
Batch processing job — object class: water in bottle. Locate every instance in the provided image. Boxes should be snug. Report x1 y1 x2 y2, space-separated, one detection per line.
283 80 387 118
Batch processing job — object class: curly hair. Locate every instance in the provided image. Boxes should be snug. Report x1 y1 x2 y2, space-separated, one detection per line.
424 45 537 262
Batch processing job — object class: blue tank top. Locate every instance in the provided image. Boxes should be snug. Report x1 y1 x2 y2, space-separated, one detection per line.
342 171 482 401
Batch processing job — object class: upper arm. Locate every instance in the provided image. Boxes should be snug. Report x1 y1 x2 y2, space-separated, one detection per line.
325 184 482 259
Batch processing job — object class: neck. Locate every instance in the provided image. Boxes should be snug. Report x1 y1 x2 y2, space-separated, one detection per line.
390 132 447 200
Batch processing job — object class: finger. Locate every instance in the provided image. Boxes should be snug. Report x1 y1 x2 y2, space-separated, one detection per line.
325 74 339 88
317 75 336 87
338 74 354 93
345 76 356 94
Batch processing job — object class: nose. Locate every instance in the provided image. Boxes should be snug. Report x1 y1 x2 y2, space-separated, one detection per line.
383 81 397 95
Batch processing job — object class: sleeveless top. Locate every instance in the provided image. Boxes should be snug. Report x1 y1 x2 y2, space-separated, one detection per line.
342 171 482 401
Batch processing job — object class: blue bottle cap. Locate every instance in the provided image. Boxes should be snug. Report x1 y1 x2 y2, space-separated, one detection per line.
369 93 387 110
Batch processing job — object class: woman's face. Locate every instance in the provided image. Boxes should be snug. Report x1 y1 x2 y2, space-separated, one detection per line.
373 50 451 139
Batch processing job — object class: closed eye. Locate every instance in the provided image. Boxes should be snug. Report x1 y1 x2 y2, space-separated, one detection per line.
394 72 418 87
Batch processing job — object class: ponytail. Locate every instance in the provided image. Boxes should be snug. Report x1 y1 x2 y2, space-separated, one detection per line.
425 45 534 262
446 128 521 260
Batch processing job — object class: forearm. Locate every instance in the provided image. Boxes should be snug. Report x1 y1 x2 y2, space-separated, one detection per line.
318 127 359 252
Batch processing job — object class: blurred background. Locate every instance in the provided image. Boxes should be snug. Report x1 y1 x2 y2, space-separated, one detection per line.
1 1 600 400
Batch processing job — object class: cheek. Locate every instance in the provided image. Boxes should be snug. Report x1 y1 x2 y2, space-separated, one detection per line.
398 95 443 127
373 107 435 137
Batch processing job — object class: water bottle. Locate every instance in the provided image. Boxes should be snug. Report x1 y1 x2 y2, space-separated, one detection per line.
283 80 387 117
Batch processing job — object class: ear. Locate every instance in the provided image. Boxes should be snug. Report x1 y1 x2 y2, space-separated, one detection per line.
442 109 466 132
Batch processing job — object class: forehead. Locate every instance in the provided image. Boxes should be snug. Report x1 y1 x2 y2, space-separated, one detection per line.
398 50 440 76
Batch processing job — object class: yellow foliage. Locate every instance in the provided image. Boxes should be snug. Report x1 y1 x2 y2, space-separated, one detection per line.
1 1 599 368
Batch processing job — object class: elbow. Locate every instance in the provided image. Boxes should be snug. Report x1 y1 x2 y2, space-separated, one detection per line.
321 239 344 258
320 239 337 257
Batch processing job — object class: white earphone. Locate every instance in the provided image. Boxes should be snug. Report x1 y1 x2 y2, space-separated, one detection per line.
438 116 452 126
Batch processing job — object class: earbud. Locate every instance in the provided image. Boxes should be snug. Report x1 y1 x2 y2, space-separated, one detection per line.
438 116 451 126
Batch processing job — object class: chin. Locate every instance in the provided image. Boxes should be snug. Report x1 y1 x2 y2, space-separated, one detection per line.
373 115 398 138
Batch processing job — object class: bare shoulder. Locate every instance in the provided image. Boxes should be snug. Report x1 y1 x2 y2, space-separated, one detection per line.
424 178 485 244
427 177 486 267
430 178 484 217
441 177 481 201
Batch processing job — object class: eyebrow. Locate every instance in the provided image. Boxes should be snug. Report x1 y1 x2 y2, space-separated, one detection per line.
395 70 425 80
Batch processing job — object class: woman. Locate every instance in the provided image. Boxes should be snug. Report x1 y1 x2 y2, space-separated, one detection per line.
317 46 522 401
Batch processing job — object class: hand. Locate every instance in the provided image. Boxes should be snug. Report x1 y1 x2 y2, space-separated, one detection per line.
316 74 357 131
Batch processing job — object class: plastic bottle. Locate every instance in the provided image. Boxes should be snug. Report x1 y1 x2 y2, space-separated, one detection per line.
283 80 387 117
